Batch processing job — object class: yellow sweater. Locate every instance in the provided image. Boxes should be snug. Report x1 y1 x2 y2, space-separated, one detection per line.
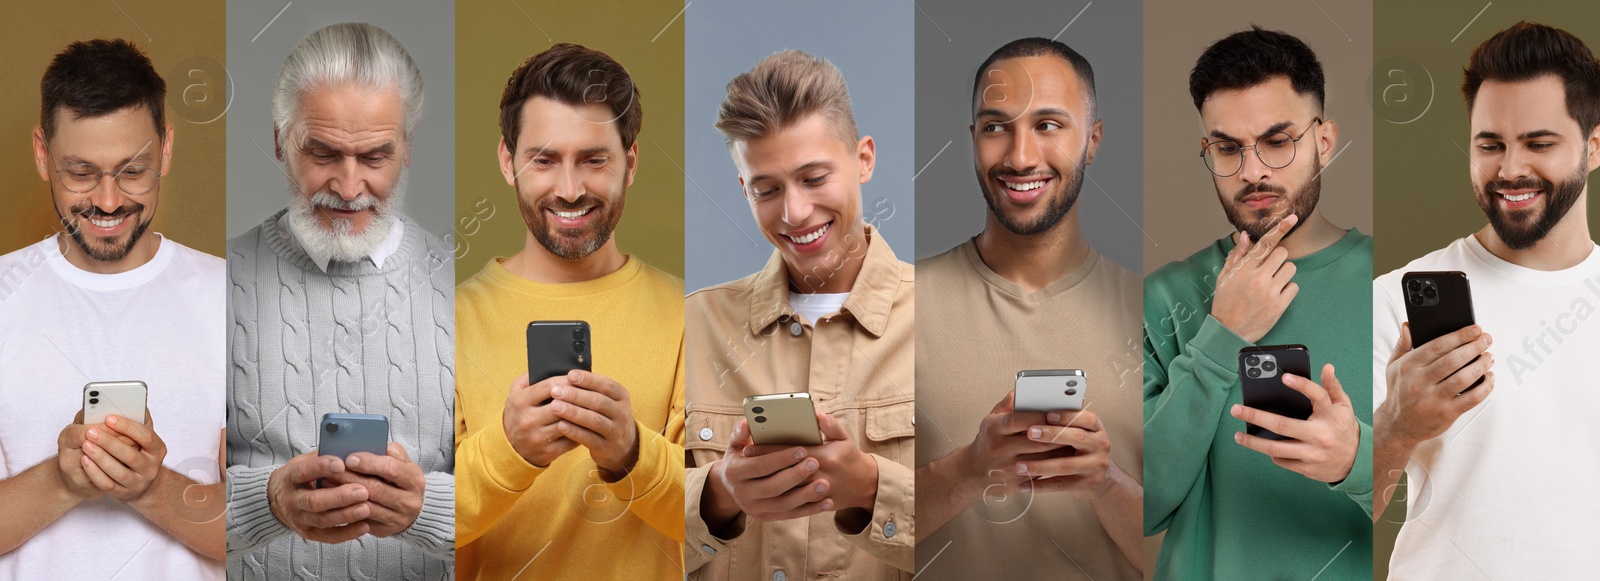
455 256 686 580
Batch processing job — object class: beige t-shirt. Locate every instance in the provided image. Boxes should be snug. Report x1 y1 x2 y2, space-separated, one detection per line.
914 239 1143 580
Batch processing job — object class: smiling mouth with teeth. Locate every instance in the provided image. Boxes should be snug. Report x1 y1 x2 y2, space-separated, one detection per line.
1500 191 1538 202
1004 179 1048 191
552 208 593 219
88 216 127 228
784 222 830 244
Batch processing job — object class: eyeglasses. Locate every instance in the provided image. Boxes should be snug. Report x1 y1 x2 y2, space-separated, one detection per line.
1199 117 1322 177
53 162 163 196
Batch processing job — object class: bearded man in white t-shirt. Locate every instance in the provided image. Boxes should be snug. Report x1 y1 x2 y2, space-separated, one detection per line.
0 39 226 579
1373 21 1600 579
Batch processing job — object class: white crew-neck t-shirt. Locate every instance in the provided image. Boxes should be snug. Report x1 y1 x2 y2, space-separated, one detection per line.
789 291 849 326
1374 235 1600 579
0 234 225 580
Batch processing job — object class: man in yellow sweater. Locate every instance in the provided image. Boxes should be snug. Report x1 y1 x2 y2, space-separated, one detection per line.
453 43 686 579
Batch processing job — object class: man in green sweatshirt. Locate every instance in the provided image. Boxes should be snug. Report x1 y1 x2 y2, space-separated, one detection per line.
1142 27 1373 579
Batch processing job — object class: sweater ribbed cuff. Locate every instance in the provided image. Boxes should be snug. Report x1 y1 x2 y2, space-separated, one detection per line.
395 470 456 561
226 463 292 556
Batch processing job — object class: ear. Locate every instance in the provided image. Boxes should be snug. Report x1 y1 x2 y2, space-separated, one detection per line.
1316 118 1339 165
498 137 517 187
273 126 285 162
1587 123 1600 174
159 122 175 177
1084 118 1104 165
856 135 877 184
623 141 639 190
33 127 49 182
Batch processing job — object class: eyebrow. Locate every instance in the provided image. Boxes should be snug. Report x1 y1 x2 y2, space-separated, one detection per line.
975 107 1075 122
1209 120 1294 143
1475 129 1561 141
303 137 395 156
523 145 613 158
750 160 833 184
59 152 155 168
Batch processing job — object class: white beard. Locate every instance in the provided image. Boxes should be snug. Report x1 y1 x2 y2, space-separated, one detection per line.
285 168 408 263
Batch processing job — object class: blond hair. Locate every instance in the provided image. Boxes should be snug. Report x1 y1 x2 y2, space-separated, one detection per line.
715 50 858 147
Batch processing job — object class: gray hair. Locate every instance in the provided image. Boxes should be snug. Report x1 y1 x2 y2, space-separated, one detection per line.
272 22 424 144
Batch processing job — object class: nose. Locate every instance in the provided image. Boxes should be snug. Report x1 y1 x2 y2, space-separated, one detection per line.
554 161 584 202
329 156 365 201
1237 146 1273 184
1498 145 1530 182
89 174 125 213
782 188 812 226
1004 128 1039 172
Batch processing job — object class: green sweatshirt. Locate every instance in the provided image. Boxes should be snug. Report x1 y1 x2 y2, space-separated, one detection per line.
1143 229 1373 580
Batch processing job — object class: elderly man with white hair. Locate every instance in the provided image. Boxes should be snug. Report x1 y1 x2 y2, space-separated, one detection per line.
224 22 455 580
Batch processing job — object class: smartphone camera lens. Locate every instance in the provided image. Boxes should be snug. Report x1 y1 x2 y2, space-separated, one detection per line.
572 341 586 354
572 327 585 340
1408 293 1423 306
1246 368 1261 379
1245 355 1260 366
1065 388 1078 396
1406 279 1421 292
89 390 100 397
1066 379 1079 387
88 398 99 405
1262 360 1276 372
1423 286 1438 299
326 423 339 433
754 415 767 424
751 406 764 414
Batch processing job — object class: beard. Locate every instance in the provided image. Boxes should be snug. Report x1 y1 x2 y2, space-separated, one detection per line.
978 149 1086 236
1221 156 1322 241
57 200 152 262
1474 157 1587 251
518 180 626 260
285 168 408 263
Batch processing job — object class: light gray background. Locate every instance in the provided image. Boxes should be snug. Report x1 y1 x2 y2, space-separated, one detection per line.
685 0 914 291
225 0 454 239
913 0 1143 273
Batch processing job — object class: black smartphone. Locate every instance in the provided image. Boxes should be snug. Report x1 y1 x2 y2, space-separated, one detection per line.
527 321 592 404
1238 344 1313 441
1401 271 1483 393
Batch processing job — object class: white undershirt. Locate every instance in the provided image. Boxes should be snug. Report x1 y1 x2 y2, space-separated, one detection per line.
0 234 225 580
789 291 849 325
278 213 405 272
1375 235 1600 579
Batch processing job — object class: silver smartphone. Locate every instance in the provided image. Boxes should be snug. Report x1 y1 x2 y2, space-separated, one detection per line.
1014 370 1086 412
82 381 147 424
743 393 823 446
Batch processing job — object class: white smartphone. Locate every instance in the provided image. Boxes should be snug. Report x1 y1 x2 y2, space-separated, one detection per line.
82 381 147 424
1014 370 1086 412
743 393 823 446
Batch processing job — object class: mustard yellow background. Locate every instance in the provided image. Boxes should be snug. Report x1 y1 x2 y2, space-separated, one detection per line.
453 1 686 282
0 0 226 257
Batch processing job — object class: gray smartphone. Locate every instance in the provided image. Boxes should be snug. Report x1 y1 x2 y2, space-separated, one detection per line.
83 381 147 424
743 393 823 446
318 413 389 460
1014 370 1086 412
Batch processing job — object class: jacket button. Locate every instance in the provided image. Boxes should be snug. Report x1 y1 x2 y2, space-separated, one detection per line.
789 322 803 336
773 571 786 581
699 427 713 441
885 521 897 538
701 544 716 555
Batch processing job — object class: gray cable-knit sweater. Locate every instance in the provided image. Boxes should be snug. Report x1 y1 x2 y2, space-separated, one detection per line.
225 210 455 580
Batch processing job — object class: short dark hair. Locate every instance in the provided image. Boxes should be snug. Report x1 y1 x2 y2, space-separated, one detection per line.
1189 26 1324 112
500 42 642 153
40 39 167 141
972 37 1097 120
1462 21 1600 135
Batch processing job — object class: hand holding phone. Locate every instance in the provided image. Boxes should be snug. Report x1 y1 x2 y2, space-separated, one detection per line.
1014 370 1086 412
1237 346 1312 440
1401 272 1486 393
321 441 427 538
743 393 822 446
83 381 147 424
1231 362 1362 483
268 451 373 544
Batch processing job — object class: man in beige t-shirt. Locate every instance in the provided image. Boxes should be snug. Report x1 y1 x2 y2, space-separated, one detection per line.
913 38 1144 580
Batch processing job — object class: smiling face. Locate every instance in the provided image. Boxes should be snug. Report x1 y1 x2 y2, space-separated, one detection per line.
730 114 873 290
1199 76 1331 241
1469 74 1596 250
972 56 1099 236
279 84 409 260
34 105 171 265
500 96 635 260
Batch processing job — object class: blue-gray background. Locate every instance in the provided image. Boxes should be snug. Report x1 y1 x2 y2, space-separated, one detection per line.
684 0 914 291
913 0 1143 272
225 0 454 239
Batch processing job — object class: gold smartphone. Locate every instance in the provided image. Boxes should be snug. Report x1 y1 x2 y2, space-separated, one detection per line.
742 393 822 446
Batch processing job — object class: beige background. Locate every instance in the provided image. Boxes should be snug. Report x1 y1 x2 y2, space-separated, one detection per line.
1372 4 1600 578
1142 0 1373 273
453 1 685 283
0 0 226 257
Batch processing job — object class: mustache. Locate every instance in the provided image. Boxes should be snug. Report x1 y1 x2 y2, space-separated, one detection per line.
1486 177 1552 195
309 191 379 211
1234 182 1287 202
68 200 144 220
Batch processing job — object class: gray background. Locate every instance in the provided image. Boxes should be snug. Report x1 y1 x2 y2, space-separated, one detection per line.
684 0 914 291
225 0 454 239
913 0 1143 273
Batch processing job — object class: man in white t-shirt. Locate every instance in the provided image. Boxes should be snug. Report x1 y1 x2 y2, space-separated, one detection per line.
0 39 225 579
1373 22 1600 579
